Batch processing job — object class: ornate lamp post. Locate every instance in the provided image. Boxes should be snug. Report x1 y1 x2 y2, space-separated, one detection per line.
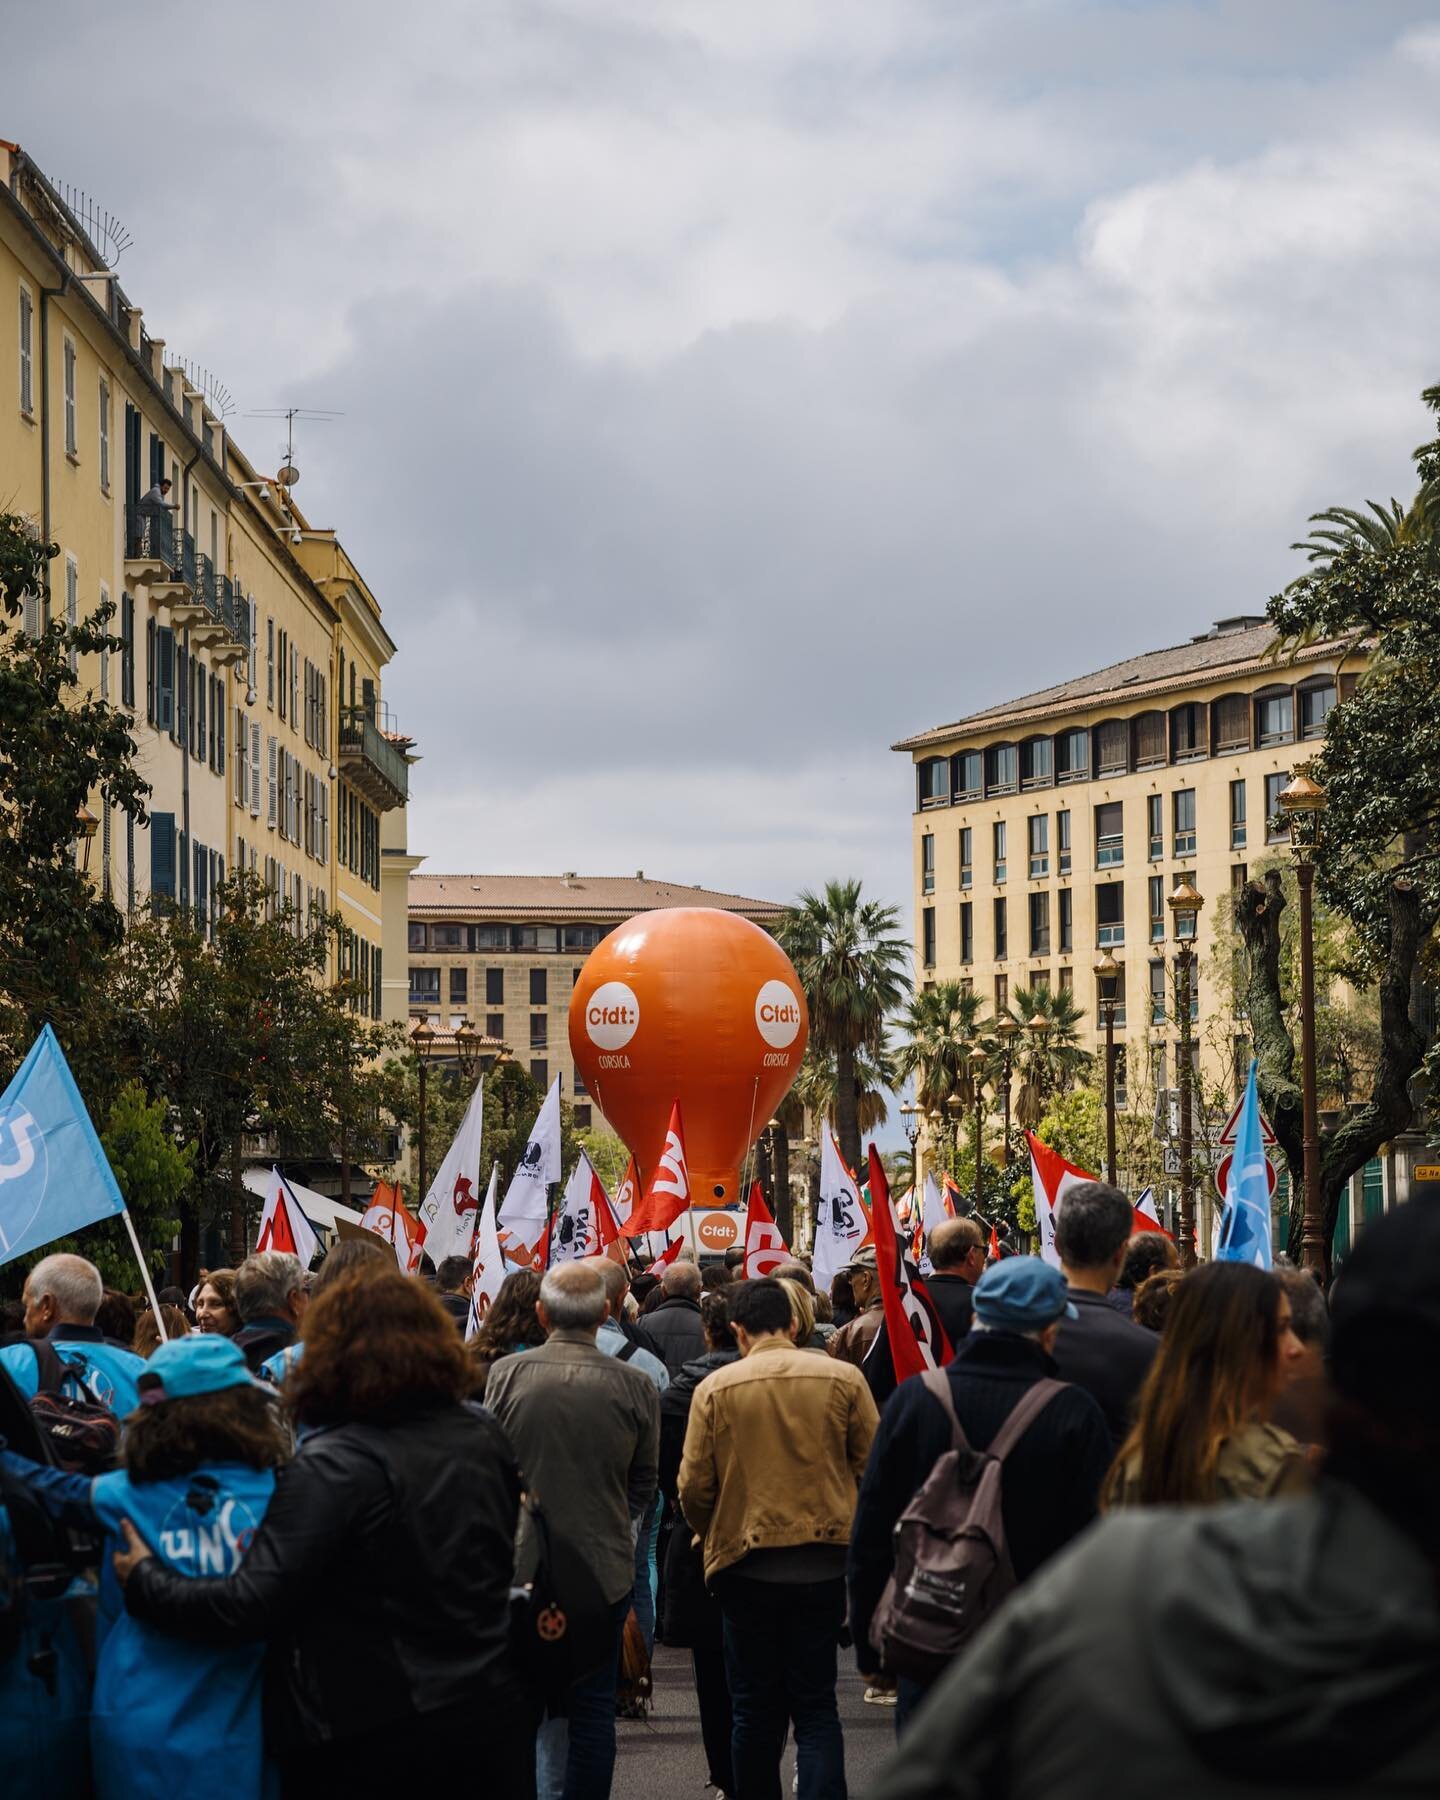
900 1102 920 1195
1279 772 1329 1279
996 1016 1020 1171
1167 879 1204 1268
455 1019 483 1084
410 1017 436 1201
946 1091 965 1175
968 1044 988 1212
75 803 99 874
1094 951 1121 1185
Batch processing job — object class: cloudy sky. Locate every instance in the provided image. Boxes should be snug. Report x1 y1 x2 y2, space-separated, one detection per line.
9 0 1440 923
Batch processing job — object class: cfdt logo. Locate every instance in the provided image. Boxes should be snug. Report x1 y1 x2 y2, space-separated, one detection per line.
755 980 803 1049
586 981 640 1050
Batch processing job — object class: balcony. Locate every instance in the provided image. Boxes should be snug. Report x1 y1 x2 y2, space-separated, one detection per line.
125 505 197 608
339 705 409 810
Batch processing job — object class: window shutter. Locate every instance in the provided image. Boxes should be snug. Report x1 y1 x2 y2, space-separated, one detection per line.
150 812 176 901
157 629 175 733
250 722 262 817
1133 712 1165 766
146 617 156 722
216 680 226 776
268 735 278 828
321 785 328 864
235 707 246 802
291 646 299 730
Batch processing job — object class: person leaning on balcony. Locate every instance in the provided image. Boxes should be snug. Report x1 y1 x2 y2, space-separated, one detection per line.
130 477 173 554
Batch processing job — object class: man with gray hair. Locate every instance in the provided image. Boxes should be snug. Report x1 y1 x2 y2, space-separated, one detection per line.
231 1251 308 1374
644 1256 706 1377
0 1251 146 1415
487 1260 659 1800
1052 1182 1157 1449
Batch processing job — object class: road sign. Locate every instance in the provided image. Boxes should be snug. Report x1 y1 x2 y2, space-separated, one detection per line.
1163 1147 1181 1177
1215 1150 1278 1203
1218 1094 1277 1149
1414 1165 1440 1182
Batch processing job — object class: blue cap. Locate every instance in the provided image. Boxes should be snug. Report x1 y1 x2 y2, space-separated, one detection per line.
972 1256 1078 1332
137 1333 263 1404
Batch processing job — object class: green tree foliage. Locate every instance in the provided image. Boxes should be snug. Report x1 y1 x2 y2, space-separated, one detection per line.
99 1081 195 1279
895 982 989 1114
1007 985 1091 1127
779 879 910 1173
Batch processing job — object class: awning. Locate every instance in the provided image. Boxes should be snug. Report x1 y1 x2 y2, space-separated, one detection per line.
241 1169 367 1236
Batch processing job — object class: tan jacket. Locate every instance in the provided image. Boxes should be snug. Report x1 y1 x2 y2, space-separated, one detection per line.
677 1337 879 1581
827 1299 884 1369
1109 1420 1311 1508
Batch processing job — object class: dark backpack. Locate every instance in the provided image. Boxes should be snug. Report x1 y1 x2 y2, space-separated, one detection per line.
509 1490 615 1708
27 1342 122 1477
870 1368 1064 1680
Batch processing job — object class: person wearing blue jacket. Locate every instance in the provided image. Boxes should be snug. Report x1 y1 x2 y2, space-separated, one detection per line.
0 1253 146 1416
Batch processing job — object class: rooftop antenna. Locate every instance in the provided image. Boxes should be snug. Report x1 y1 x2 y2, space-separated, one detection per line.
243 406 344 496
46 176 133 270
176 357 235 420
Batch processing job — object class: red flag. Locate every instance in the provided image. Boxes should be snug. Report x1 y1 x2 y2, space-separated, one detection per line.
628 1102 691 1234
595 1175 629 1265
1130 1188 1173 1239
866 1147 952 1383
989 1222 1002 1262
742 1181 790 1278
256 1167 319 1268
613 1157 640 1228
647 1234 684 1276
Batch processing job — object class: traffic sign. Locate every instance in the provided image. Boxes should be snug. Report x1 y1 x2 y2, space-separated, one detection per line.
1215 1150 1278 1203
1414 1165 1440 1182
1218 1095 1277 1149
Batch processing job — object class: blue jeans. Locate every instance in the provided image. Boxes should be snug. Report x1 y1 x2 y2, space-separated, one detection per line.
715 1573 847 1800
896 1674 931 1736
630 1492 660 1653
535 1599 629 1800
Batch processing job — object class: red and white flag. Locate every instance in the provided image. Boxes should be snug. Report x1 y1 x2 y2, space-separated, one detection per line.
916 1171 950 1275
594 1180 628 1265
1131 1186 1172 1239
549 1153 612 1264
256 1167 320 1269
866 1147 952 1383
465 1165 506 1341
359 1180 423 1273
812 1122 869 1292
612 1157 640 1229
498 1077 562 1259
1027 1133 1096 1270
417 1078 487 1267
646 1233 685 1276
628 1102 691 1236
742 1181 790 1279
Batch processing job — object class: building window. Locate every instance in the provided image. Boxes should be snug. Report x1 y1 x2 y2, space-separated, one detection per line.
530 1013 548 1048
1057 809 1071 875
1265 772 1289 843
530 1058 548 1087
408 921 427 950
1230 779 1247 849
1133 711 1166 769
409 967 440 1005
450 968 468 1004
960 901 973 964
1256 690 1294 746
431 923 464 949
1147 794 1163 862
18 284 34 415
994 973 1008 1013
1170 702 1206 761
485 1012 504 1037
1096 882 1124 947
473 924 507 951
1059 887 1073 952
120 592 135 707
1149 959 1167 1026
1027 814 1048 878
1020 737 1052 789
1173 788 1196 856
922 907 936 968
1056 728 1088 783
562 924 604 951
1232 862 1248 892
1058 964 1074 993
1213 692 1250 752
1028 892 1050 956
993 821 1007 884
984 742 1018 795
485 968 504 1004
922 833 935 894
918 757 949 809
1095 802 1123 868
960 977 974 999
959 827 972 889
573 1104 592 1129
952 750 981 798
1094 719 1128 777
993 897 1008 959
1299 682 1336 740
1149 875 1165 943
98 379 110 491
63 336 77 456
530 968 548 1006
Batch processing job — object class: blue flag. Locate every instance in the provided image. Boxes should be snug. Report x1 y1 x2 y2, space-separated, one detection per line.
1217 1059 1272 1269
0 1024 125 1266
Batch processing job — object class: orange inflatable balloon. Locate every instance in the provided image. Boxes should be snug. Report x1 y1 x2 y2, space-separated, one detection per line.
568 907 809 1209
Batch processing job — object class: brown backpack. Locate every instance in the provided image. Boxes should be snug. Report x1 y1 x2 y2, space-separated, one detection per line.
870 1368 1064 1680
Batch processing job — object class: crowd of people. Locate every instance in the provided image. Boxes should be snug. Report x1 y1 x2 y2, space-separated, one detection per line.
0 1176 1437 1799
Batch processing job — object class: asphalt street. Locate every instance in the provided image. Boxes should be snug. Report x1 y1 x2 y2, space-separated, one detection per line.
614 1643 897 1797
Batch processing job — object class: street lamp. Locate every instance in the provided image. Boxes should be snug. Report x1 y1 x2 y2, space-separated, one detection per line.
1167 878 1204 1269
410 1017 436 1201
1094 951 1121 1185
946 1092 965 1169
75 803 99 874
968 1044 988 1212
996 1015 1020 1171
900 1102 920 1194
455 1019 483 1084
1279 771 1328 1279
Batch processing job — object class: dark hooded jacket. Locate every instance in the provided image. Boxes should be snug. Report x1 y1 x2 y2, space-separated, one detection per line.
869 1481 1440 1799
658 1347 740 1646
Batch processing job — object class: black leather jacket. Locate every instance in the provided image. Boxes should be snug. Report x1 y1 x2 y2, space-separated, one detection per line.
124 1400 522 1749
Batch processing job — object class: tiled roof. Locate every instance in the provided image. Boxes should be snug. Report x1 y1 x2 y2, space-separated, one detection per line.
409 873 786 919
892 622 1350 752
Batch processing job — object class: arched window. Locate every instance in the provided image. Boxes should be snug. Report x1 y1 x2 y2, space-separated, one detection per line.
1254 685 1295 747
1019 735 1053 789
917 757 950 809
1169 701 1207 761
1212 692 1250 753
1298 678 1337 741
984 742 1018 794
1055 726 1089 782
1132 711 1167 769
951 749 981 798
1093 719 1129 777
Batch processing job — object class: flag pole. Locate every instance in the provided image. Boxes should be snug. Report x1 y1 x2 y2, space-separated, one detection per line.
120 1206 169 1343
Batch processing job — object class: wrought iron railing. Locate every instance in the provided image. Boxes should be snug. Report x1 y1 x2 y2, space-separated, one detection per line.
339 706 409 801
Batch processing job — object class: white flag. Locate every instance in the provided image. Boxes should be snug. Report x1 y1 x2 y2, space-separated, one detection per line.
498 1077 562 1254
466 1165 505 1341
416 1078 486 1267
917 1172 948 1276
812 1124 868 1293
550 1153 606 1264
256 1167 320 1269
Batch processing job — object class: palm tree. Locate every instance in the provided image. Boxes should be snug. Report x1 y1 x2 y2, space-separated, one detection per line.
1291 486 1440 572
895 982 990 1114
793 1044 896 1140
1009 984 1091 1129
779 880 910 1173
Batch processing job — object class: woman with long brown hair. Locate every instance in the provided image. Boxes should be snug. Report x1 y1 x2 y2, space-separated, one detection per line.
114 1267 532 1792
467 1267 545 1399
1104 1262 1309 1508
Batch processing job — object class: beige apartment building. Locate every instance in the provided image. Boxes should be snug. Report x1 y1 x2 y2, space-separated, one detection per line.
0 143 411 1018
408 874 786 1133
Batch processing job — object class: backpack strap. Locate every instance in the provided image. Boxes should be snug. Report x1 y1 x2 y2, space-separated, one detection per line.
986 1378 1066 1463
29 1339 74 1398
920 1366 969 1454
616 1340 640 1364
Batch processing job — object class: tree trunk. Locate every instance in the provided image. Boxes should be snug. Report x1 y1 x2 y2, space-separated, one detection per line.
835 1039 861 1175
773 1130 793 1247
1238 869 1425 1265
229 1131 247 1265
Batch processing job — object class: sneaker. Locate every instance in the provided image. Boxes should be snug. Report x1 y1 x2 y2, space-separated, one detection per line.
863 1682 899 1706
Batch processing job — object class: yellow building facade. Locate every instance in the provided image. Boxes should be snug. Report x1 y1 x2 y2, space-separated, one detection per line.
0 144 409 1011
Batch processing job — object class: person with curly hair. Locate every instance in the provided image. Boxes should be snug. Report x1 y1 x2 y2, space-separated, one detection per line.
114 1268 530 1792
193 1269 240 1337
466 1267 545 1400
